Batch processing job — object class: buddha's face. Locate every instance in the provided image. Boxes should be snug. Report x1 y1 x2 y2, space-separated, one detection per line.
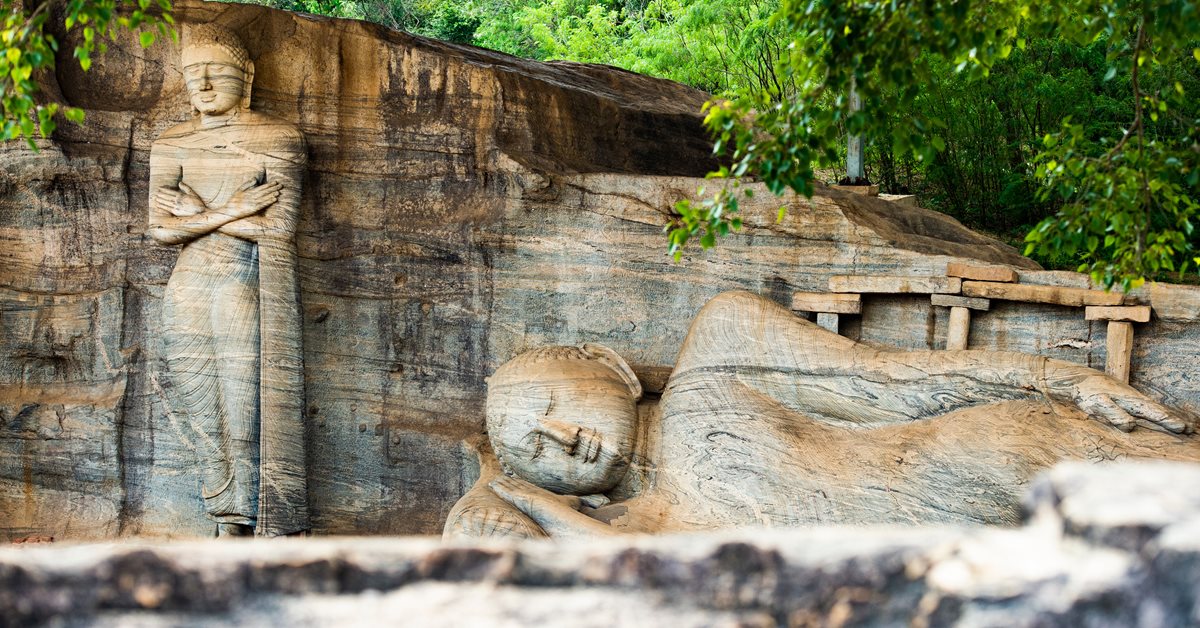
488 351 640 495
181 44 248 116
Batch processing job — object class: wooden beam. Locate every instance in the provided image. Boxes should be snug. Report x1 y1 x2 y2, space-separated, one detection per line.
961 281 1123 307
791 292 862 315
1105 321 1135 384
1085 305 1151 323
829 275 961 295
946 306 971 350
946 262 1018 283
931 294 991 311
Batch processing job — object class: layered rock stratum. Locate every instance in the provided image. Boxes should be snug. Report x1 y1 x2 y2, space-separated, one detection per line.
1 0 1199 540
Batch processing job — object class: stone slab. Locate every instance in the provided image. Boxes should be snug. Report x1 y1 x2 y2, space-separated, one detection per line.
1086 306 1151 323
946 262 1018 283
791 292 862 314
931 294 991 311
815 312 840 333
6 462 1200 627
962 281 1124 307
1148 282 1200 321
829 275 962 295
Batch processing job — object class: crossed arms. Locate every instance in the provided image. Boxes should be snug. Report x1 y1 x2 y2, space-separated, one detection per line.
147 132 305 246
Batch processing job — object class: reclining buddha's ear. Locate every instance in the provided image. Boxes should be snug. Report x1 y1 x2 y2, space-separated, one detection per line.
241 59 255 110
582 343 643 401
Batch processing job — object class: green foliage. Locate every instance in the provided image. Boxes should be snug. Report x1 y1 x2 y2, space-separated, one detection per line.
672 0 1200 290
239 0 482 44
1 0 174 148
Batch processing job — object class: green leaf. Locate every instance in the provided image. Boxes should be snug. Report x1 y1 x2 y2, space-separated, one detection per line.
139 31 155 47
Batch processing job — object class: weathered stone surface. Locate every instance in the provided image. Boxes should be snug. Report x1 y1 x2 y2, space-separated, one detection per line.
6 461 1200 627
2 0 1200 542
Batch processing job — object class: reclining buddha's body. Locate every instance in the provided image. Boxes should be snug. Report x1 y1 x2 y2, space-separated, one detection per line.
445 291 1199 539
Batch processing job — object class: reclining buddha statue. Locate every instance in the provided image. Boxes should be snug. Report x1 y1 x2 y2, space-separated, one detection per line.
445 290 1198 539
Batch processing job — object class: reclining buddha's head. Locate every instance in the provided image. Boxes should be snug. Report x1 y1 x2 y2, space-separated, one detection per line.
487 344 643 495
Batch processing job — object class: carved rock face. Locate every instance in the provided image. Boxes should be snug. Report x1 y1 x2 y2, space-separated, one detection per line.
487 346 641 495
181 44 247 117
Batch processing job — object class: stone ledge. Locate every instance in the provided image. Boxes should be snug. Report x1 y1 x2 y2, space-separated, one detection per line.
4 461 1200 627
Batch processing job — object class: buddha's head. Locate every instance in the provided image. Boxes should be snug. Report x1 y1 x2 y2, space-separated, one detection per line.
181 24 254 116
487 344 643 496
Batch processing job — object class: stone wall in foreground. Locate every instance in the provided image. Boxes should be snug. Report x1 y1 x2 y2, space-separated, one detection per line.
4 461 1200 627
1 1 1198 541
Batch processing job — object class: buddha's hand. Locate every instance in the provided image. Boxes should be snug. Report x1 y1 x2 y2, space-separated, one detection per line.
489 475 581 520
223 177 283 219
1049 365 1190 434
154 182 206 217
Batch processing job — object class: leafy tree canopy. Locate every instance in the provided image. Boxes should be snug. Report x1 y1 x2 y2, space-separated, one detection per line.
1 0 174 146
671 0 1199 290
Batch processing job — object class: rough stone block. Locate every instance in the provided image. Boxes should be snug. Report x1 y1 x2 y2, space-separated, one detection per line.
931 294 991 311
815 312 840 333
829 275 962 295
946 262 1018 283
1085 306 1151 323
962 281 1124 307
791 292 862 314
7 461 1200 627
1147 282 1200 321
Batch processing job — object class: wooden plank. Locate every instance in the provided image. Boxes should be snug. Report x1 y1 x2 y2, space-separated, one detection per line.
829 276 962 295
1085 305 1151 323
1105 321 1135 384
961 281 1124 307
931 294 991 311
816 312 840 334
946 262 1018 283
946 306 971 350
791 292 862 314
